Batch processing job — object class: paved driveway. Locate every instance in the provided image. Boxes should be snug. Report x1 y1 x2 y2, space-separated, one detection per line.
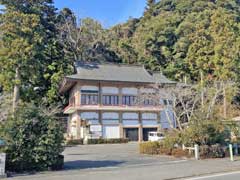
63 143 184 170
7 143 240 180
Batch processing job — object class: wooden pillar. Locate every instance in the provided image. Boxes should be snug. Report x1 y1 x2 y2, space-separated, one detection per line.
98 82 102 105
157 112 161 131
99 111 103 138
76 112 81 139
119 112 124 138
119 86 123 105
75 84 81 106
138 112 143 142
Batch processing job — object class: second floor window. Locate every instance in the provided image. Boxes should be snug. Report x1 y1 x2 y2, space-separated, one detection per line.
122 95 137 106
81 90 99 105
143 99 156 106
102 95 119 105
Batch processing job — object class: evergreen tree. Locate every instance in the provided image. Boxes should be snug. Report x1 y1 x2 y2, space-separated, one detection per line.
0 0 74 108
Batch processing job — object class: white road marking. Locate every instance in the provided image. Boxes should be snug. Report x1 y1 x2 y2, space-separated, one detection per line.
186 171 240 180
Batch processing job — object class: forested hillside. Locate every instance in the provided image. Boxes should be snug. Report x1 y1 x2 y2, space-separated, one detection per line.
1 0 240 108
105 0 240 82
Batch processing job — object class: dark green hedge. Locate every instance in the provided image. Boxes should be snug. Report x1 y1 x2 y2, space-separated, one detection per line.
200 144 226 159
87 138 128 144
139 142 228 159
66 139 84 146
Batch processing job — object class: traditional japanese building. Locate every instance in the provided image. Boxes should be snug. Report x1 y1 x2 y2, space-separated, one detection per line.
60 62 176 141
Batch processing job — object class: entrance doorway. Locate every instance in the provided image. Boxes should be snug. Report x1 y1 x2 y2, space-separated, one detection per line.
125 128 139 141
143 128 157 141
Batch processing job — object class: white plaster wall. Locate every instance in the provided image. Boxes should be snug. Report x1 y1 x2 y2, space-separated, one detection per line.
102 120 119 124
103 125 120 139
122 87 138 95
142 113 157 120
122 120 139 126
142 120 158 126
80 112 99 125
80 112 99 119
102 87 119 94
140 88 155 94
142 113 158 127
102 112 119 119
122 112 138 119
81 86 99 91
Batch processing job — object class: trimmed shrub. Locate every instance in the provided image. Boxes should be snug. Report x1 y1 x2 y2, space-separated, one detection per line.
139 142 161 155
139 142 191 158
50 155 64 171
0 104 64 172
171 148 190 158
200 144 225 159
66 139 84 146
87 138 128 144
159 147 172 155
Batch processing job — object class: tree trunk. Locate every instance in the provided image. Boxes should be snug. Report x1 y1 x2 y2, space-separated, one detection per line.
13 66 20 113
200 71 204 109
223 86 227 118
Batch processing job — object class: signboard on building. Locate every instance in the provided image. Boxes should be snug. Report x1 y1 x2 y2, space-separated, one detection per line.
90 125 102 138
90 125 102 132
0 153 6 177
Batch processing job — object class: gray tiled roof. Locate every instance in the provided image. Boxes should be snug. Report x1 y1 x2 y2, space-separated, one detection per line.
66 62 175 84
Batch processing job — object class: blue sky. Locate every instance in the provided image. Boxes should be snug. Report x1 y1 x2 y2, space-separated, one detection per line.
54 0 146 28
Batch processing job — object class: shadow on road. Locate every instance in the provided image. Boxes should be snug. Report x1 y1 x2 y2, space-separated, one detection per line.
64 160 125 170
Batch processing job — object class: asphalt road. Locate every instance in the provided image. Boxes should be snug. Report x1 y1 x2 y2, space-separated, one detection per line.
6 143 240 180
186 171 240 180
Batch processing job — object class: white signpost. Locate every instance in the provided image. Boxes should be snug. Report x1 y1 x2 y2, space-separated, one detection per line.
0 153 6 178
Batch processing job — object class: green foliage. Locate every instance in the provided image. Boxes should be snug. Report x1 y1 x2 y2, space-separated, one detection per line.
104 0 240 82
139 141 161 155
200 144 226 159
0 0 74 106
0 104 64 172
66 139 84 146
87 138 128 144
181 119 230 146
139 141 190 157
